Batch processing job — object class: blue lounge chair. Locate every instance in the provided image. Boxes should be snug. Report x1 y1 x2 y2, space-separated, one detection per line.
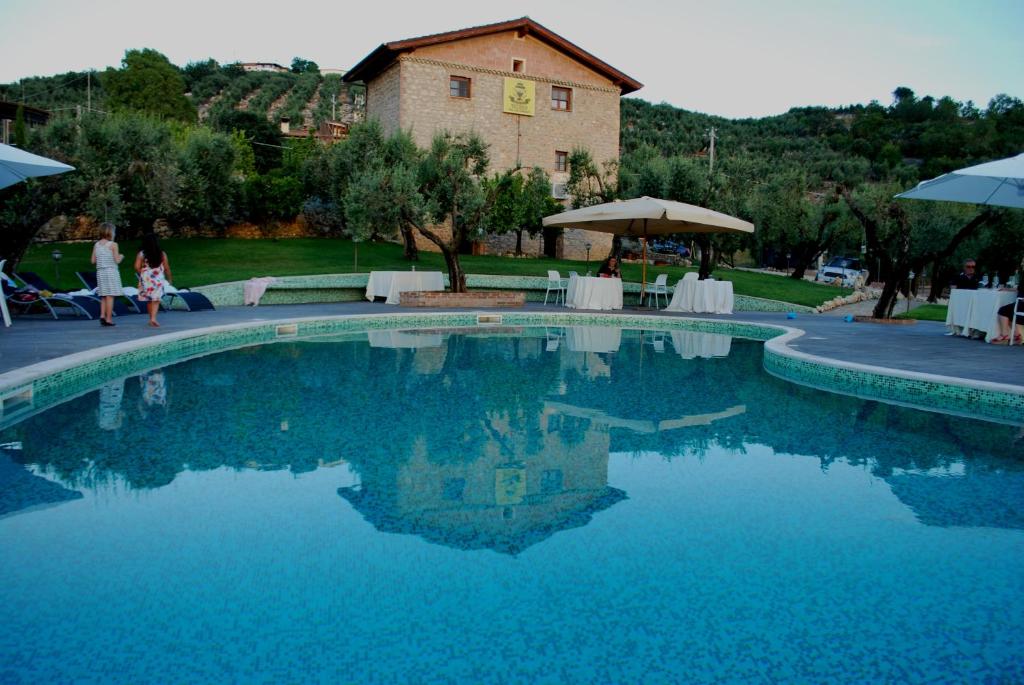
78 269 214 312
3 276 100 320
75 271 146 314
164 285 215 312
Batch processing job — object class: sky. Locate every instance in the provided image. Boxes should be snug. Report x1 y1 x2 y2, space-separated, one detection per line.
1 0 1021 119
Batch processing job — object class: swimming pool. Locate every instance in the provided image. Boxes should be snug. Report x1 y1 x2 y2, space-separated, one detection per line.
1 326 1022 683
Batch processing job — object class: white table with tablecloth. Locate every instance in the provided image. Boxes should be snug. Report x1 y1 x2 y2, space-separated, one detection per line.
565 276 623 311
365 271 445 305
945 288 1017 342
664 279 734 314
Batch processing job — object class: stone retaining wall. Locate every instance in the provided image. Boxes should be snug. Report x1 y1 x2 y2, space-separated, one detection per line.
193 272 819 313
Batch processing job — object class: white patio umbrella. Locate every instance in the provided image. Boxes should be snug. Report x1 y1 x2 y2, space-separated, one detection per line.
542 196 754 300
0 143 75 190
895 152 1024 208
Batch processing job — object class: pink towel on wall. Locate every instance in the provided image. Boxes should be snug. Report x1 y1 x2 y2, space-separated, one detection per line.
244 277 277 306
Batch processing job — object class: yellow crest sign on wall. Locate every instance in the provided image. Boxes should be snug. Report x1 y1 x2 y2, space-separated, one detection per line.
495 467 526 505
503 77 535 116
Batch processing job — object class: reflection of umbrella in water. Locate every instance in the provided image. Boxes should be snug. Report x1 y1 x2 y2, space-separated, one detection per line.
0 143 75 189
0 450 83 518
895 153 1024 209
543 196 754 301
338 483 625 555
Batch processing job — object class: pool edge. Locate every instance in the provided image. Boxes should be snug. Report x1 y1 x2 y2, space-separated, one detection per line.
1 311 1021 427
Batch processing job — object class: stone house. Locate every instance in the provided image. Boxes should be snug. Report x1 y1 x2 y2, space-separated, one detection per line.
344 17 642 259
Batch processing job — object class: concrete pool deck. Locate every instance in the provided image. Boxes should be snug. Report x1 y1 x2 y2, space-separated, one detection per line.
2 301 1022 391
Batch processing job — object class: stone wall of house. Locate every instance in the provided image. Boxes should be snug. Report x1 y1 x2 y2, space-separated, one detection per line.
559 228 613 262
395 55 620 177
366 62 402 137
482 231 544 256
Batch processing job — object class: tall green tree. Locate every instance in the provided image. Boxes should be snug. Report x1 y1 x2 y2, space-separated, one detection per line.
174 126 237 229
841 183 995 318
487 167 560 255
417 131 492 292
343 126 423 261
13 104 27 147
102 49 196 122
290 57 320 74
210 110 281 173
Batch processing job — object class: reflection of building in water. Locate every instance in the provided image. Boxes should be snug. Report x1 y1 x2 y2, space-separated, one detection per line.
339 406 624 554
886 471 1024 530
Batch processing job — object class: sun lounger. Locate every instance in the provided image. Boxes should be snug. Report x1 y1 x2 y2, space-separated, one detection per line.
76 268 214 312
163 284 215 312
3 277 100 320
75 271 146 314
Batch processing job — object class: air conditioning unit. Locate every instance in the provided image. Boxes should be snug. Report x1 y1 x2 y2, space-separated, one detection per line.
551 182 568 200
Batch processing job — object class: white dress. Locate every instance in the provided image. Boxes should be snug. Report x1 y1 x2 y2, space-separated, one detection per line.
94 241 123 296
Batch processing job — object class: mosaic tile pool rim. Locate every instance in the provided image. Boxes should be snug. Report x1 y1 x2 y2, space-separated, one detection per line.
0 311 1021 429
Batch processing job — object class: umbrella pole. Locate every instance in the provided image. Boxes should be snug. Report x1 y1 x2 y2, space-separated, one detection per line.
640 220 648 307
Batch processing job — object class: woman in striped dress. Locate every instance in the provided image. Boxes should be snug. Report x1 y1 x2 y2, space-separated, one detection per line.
90 222 124 327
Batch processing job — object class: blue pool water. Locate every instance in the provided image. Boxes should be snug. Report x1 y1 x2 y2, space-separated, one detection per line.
1 327 1022 683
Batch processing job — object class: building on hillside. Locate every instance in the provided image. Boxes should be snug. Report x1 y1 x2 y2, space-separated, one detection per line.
344 17 642 259
279 117 349 143
0 101 51 144
240 62 288 73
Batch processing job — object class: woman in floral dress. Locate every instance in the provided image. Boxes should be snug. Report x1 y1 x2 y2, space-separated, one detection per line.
134 233 173 327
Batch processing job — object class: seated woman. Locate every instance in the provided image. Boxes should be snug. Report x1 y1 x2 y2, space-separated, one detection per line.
597 256 621 279
993 281 1024 344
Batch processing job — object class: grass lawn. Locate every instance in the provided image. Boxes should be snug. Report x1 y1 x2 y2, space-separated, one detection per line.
19 238 850 308
894 304 948 322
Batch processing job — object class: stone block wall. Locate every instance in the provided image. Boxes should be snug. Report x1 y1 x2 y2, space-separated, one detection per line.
560 229 613 261
395 57 619 178
366 62 401 137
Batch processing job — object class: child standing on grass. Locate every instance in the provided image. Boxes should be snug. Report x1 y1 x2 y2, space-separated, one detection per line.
134 233 172 328
91 222 124 327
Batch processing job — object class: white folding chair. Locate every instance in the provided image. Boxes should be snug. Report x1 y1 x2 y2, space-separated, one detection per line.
544 270 566 306
0 260 12 328
643 274 669 309
683 271 699 282
1008 297 1024 346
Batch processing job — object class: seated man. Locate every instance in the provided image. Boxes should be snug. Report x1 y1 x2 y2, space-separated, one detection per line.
597 256 621 279
950 259 979 290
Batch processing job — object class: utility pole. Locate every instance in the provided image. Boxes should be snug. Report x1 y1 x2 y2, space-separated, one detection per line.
707 127 717 175
87 71 91 111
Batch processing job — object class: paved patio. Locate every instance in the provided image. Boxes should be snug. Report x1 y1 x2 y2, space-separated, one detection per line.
1 302 1022 388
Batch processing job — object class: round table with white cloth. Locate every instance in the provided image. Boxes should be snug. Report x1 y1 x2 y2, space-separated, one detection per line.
365 271 445 305
566 276 623 311
664 279 734 314
945 288 1017 342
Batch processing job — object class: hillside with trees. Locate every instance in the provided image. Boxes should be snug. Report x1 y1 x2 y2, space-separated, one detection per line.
1 49 1022 316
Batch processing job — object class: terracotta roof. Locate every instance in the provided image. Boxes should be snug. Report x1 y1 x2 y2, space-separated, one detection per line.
343 17 642 95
